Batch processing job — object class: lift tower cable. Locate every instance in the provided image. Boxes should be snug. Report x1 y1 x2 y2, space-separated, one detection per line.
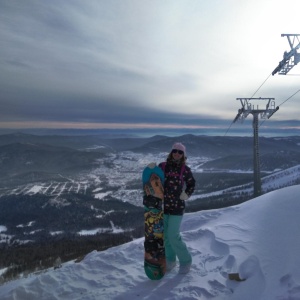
223 73 273 137
259 88 300 128
233 98 279 197
272 34 300 75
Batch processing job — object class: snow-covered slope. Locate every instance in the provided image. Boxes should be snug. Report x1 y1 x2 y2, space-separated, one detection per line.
1 185 300 300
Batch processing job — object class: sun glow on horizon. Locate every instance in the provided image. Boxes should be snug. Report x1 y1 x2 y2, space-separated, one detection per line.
0 121 225 130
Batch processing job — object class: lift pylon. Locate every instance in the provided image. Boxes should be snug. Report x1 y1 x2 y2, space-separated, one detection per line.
233 98 279 197
272 34 300 75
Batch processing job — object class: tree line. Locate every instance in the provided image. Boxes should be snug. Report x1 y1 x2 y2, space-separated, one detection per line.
0 225 144 284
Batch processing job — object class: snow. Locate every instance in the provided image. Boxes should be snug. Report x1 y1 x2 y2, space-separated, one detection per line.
94 191 112 199
0 268 8 277
77 228 111 236
1 185 300 299
16 221 35 228
109 221 124 234
77 221 124 235
26 185 44 194
50 231 63 236
0 226 7 233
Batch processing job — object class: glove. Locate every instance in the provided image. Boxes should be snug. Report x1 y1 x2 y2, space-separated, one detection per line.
180 191 189 200
147 162 156 169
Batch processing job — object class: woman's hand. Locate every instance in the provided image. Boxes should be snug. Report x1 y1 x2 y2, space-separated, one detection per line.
180 191 189 200
147 162 156 169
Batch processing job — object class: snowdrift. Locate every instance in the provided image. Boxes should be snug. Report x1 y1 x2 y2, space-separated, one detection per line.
1 185 300 300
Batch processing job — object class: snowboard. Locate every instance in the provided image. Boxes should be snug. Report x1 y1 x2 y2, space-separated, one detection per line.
142 164 166 280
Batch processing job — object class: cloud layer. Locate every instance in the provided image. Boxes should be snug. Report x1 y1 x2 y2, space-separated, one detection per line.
1 0 300 130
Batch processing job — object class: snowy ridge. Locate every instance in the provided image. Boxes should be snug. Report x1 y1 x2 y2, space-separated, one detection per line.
1 185 300 299
262 164 300 192
190 164 300 201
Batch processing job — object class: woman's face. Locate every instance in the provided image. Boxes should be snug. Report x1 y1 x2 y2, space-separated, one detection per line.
171 149 184 161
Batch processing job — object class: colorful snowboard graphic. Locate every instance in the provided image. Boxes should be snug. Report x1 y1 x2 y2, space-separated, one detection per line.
142 165 166 280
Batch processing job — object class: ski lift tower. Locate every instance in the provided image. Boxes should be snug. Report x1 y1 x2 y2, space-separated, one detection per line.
272 34 300 75
233 98 279 197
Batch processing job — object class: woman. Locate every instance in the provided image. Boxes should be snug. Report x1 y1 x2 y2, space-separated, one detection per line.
159 142 196 274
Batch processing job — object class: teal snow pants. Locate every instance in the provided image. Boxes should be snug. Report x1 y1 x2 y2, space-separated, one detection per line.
164 214 192 266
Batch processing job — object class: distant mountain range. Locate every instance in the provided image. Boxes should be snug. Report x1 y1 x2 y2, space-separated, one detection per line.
1 132 300 153
1 134 300 183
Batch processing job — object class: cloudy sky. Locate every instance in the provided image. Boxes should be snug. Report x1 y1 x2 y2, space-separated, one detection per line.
0 0 299 132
